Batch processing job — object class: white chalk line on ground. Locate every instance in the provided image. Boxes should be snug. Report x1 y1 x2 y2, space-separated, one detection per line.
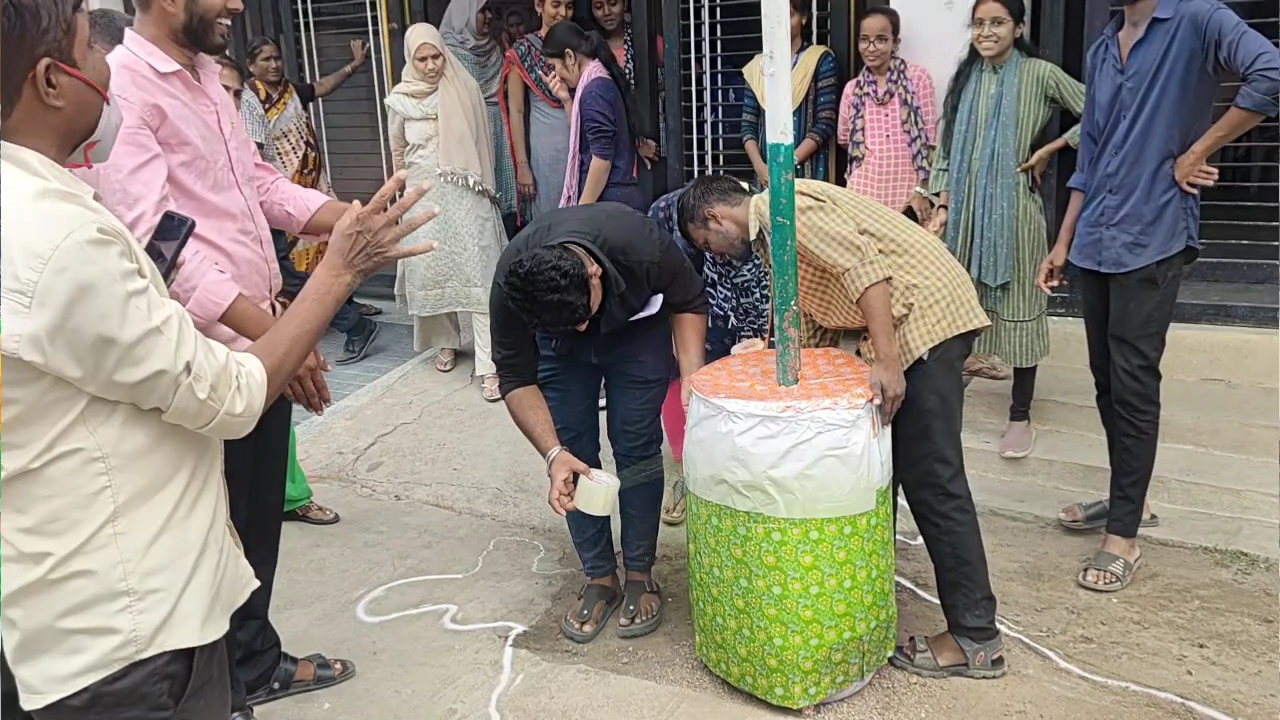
893 497 1234 720
355 537 576 720
356 525 1236 720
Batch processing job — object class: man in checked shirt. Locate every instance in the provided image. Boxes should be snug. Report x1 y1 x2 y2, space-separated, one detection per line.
679 175 1004 682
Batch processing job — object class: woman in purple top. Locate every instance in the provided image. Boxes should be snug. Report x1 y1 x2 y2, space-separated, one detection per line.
541 21 646 211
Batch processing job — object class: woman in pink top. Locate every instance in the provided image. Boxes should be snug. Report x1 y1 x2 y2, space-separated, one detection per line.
838 7 937 220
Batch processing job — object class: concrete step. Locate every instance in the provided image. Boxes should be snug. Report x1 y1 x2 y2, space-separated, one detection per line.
961 322 1279 557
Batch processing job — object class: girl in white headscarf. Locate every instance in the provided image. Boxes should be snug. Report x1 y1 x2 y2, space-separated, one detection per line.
440 0 518 230
388 23 507 402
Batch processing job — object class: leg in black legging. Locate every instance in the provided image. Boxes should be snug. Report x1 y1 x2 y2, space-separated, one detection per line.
1009 366 1038 422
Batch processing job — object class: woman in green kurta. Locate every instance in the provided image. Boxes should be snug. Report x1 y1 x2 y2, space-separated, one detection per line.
928 0 1084 459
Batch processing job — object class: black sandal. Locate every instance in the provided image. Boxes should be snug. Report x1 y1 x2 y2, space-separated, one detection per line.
246 653 357 706
1058 499 1159 530
617 578 663 639
890 634 1007 680
560 582 621 644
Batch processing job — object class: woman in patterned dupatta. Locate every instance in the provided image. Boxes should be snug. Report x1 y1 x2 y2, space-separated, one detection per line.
926 0 1084 459
244 35 367 272
501 0 574 222
442 0 519 236
838 7 938 219
740 0 840 187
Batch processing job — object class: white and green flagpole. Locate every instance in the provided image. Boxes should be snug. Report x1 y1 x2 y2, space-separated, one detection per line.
760 0 801 386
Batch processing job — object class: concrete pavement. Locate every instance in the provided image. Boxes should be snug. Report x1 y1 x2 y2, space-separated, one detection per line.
271 317 1279 720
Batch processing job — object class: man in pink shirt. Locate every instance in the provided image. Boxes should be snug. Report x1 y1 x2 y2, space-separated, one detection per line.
80 0 358 715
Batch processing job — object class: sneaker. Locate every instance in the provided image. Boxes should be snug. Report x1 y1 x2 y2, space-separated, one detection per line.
335 319 380 366
999 420 1035 459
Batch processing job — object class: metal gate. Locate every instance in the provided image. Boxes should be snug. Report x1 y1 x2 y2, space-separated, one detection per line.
288 0 398 201
673 0 841 182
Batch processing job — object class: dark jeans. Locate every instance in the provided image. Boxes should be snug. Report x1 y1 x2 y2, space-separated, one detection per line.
538 315 671 579
223 396 293 694
892 331 999 642
271 229 367 338
25 638 230 720
1078 249 1187 539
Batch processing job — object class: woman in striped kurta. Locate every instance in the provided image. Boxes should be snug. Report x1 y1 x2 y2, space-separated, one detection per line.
929 0 1084 458
442 0 519 235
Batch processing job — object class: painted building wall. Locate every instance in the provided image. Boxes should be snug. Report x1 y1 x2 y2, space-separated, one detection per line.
892 0 1029 97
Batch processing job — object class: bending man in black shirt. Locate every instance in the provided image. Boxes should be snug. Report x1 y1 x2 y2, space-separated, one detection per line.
491 203 708 644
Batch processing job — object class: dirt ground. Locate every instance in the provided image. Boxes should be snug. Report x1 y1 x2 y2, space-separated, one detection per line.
519 512 1279 720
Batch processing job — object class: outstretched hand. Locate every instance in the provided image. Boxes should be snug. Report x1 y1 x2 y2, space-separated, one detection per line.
324 171 437 283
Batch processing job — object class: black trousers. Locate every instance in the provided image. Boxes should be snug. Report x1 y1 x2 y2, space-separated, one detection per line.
2 651 32 720
1078 250 1187 539
893 331 999 642
223 396 293 696
21 639 229 720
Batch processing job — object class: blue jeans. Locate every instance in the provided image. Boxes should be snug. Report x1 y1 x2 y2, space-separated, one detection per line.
537 315 671 579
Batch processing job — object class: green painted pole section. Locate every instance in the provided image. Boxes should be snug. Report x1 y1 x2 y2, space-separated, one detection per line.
766 143 801 387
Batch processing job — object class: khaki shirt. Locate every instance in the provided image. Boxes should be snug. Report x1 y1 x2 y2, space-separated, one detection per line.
1 142 266 709
749 179 990 364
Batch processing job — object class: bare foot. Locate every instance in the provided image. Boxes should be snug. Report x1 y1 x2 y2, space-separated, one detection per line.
1081 534 1140 587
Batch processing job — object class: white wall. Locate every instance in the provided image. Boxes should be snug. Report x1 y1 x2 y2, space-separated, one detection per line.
892 0 1030 97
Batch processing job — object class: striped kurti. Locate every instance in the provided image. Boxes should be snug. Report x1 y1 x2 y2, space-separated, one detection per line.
450 48 518 217
929 58 1085 368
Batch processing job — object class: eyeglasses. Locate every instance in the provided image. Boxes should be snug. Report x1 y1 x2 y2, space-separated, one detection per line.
858 36 893 49
970 17 1012 34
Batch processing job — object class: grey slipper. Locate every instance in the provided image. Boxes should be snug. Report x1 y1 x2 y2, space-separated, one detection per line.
1058 499 1159 530
1077 550 1144 593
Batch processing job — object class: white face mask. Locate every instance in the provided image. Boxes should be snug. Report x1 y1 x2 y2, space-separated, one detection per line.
66 91 123 169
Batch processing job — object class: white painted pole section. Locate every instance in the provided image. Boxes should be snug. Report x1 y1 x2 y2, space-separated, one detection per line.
760 0 794 151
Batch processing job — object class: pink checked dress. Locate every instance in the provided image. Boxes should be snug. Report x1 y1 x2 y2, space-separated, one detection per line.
837 61 938 211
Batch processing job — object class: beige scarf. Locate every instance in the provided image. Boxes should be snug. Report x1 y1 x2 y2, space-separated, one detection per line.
743 44 828 111
388 23 495 189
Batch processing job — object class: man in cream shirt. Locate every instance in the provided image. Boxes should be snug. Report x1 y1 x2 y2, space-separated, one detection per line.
0 3 435 717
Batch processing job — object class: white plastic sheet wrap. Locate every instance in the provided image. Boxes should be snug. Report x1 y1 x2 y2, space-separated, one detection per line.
683 355 893 520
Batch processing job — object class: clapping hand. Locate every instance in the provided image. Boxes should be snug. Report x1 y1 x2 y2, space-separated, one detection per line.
323 171 438 283
285 349 332 414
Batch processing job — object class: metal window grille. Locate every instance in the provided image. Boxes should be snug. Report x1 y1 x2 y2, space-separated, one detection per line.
676 0 834 182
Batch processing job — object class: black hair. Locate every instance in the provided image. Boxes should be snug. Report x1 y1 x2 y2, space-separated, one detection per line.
501 245 593 332
89 8 132 51
246 36 281 65
940 0 1039 148
1 0 83 123
676 174 751 241
541 21 640 144
787 0 811 19
215 54 248 83
861 7 901 38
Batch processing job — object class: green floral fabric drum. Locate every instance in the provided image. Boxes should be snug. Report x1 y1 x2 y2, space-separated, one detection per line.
683 348 896 710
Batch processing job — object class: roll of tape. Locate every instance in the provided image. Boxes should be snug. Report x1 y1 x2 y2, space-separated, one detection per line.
574 469 620 517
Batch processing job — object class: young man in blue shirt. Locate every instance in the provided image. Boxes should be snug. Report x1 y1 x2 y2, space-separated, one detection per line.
1039 0 1279 592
